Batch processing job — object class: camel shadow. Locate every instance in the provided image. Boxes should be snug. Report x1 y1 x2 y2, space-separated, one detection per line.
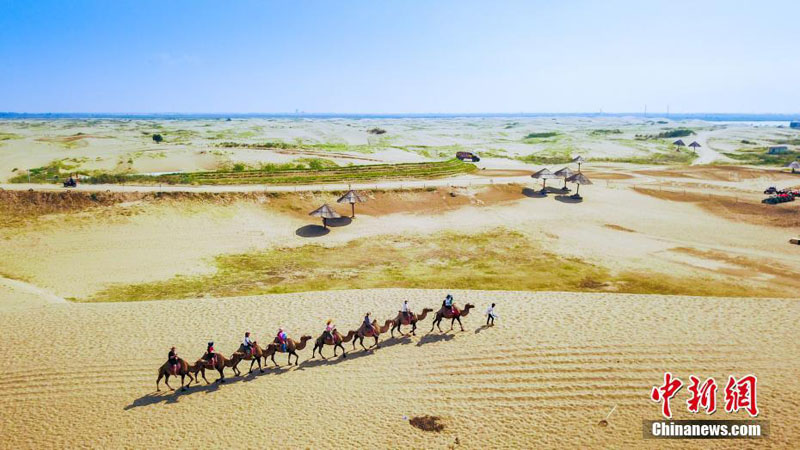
554 194 583 204
326 217 352 227
416 332 456 347
295 224 330 237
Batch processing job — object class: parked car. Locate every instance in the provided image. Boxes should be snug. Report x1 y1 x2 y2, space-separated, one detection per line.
764 186 779 194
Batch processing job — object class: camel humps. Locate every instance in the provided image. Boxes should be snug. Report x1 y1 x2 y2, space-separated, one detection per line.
156 358 194 391
312 329 356 359
264 335 313 366
430 303 475 332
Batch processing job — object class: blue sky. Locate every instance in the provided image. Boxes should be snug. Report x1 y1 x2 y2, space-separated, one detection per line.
1 0 798 113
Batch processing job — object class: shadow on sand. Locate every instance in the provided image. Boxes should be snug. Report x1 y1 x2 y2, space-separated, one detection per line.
521 187 545 198
554 194 583 204
295 224 330 237
326 217 352 227
416 331 457 347
474 324 494 334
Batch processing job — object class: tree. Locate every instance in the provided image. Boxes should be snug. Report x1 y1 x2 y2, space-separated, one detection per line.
152 134 163 143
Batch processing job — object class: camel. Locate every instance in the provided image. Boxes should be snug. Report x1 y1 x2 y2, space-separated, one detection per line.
264 335 313 366
352 319 393 351
232 342 266 374
390 308 433 337
430 303 475 332
156 358 194 391
311 329 356 359
193 352 241 384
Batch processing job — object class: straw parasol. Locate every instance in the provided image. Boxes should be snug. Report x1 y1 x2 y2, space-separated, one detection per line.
531 168 557 194
673 139 686 147
553 167 575 190
309 204 341 228
787 161 800 173
571 155 586 172
566 172 593 199
688 141 701 150
336 189 367 218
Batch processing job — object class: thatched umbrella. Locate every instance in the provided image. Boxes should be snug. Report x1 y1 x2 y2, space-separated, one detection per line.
566 172 593 199
531 168 557 194
688 141 701 150
787 161 800 173
673 139 686 147
571 155 586 172
336 189 367 218
553 167 575 190
309 204 341 228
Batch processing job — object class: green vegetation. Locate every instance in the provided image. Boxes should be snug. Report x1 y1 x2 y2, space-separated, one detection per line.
73 158 477 185
635 128 695 140
367 127 387 135
8 159 84 183
594 151 696 165
0 132 22 141
516 153 574 164
723 148 800 166
589 129 622 135
83 228 767 302
524 131 559 139
152 134 163 143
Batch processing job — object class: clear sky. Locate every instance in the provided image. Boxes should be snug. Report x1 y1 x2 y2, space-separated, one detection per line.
1 0 798 114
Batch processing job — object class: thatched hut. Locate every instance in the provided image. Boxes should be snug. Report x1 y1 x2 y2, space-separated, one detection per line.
531 168 557 194
571 155 586 172
336 190 367 218
566 172 593 199
673 139 686 147
309 204 341 228
688 141 701 150
787 161 800 173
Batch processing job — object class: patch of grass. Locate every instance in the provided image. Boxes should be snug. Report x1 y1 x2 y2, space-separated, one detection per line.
594 151 696 165
723 148 800 166
524 131 559 139
590 129 623 135
83 228 773 302
79 159 476 186
0 132 22 141
8 159 83 183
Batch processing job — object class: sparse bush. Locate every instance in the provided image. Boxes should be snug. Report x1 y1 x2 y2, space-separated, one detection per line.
152 134 163 143
367 127 386 135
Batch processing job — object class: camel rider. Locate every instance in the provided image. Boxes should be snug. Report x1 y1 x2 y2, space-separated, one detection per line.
324 319 336 343
364 312 373 333
444 294 457 315
205 341 216 363
401 300 412 323
243 332 254 356
168 347 179 366
277 328 288 352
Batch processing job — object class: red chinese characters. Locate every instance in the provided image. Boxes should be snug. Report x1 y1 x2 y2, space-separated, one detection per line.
651 372 683 419
724 375 759 417
686 375 717 414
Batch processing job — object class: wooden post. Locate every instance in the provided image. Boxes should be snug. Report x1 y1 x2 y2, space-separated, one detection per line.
351 202 355 218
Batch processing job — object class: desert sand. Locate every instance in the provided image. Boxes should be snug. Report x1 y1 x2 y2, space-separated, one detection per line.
1 289 798 449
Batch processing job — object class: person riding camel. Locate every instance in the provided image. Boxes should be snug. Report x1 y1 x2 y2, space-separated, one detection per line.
276 328 288 352
324 319 337 343
205 341 216 364
363 312 373 333
168 346 179 367
401 300 412 324
444 294 457 315
243 332 254 356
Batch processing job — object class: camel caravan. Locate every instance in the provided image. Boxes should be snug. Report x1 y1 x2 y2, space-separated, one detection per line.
157 295 487 391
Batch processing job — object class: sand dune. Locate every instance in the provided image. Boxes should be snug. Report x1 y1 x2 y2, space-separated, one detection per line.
0 289 797 448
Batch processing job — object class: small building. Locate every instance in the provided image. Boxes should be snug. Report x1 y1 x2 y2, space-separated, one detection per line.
768 145 789 154
790 121 800 129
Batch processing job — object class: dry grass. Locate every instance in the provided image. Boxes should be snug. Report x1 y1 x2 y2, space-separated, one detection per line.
409 415 446 432
603 224 635 233
634 187 800 228
84 228 781 302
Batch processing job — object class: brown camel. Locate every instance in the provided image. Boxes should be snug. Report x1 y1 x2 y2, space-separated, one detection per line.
390 308 433 337
265 335 313 366
312 329 356 359
194 352 241 383
352 319 393 351
430 303 475 332
156 358 194 391
232 342 266 374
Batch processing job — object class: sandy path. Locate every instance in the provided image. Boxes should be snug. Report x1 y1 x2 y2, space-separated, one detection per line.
691 129 735 165
0 289 797 448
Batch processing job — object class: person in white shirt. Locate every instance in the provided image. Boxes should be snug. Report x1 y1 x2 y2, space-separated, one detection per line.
401 300 412 323
243 331 254 355
486 303 497 326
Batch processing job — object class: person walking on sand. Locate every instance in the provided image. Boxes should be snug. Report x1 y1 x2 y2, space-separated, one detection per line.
486 303 497 326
